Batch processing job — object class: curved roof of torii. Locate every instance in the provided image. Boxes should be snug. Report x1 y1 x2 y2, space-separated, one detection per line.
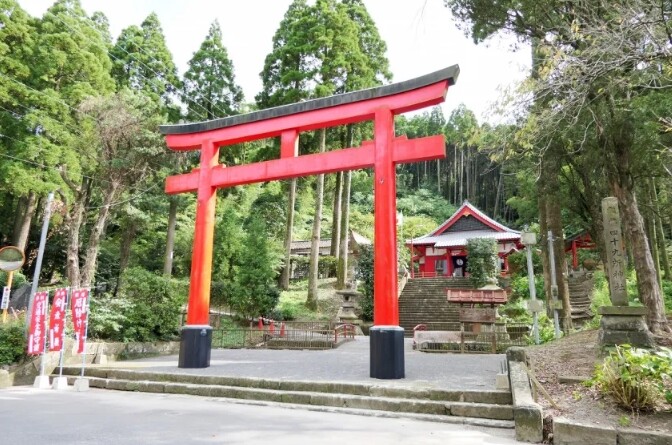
407 201 520 248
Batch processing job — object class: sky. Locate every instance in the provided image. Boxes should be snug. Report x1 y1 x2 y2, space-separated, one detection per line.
21 0 531 124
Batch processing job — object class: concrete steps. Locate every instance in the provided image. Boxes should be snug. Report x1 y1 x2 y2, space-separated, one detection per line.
58 367 514 429
567 272 595 325
399 278 474 334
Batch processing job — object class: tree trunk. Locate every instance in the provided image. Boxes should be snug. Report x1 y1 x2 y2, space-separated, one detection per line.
330 172 342 258
280 177 297 290
546 185 573 333
493 165 504 219
81 181 120 287
114 218 138 297
644 179 662 290
612 180 669 333
307 129 326 310
13 191 37 252
337 125 354 289
12 195 27 246
163 197 179 276
65 179 90 288
651 179 671 280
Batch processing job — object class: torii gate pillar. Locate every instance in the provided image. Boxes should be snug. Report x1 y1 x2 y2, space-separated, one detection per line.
161 65 459 379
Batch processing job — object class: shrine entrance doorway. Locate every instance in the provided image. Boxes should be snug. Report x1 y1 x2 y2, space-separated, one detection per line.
161 65 459 379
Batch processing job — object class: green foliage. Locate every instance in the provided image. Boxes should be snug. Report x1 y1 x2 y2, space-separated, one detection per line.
355 245 373 321
585 271 614 329
499 298 532 323
88 292 133 341
229 216 280 320
466 238 498 288
592 345 672 412
396 188 457 223
111 12 180 111
507 249 543 277
536 314 560 344
0 270 27 289
508 274 545 303
0 319 26 366
183 20 243 121
661 280 672 313
89 267 187 342
276 300 313 321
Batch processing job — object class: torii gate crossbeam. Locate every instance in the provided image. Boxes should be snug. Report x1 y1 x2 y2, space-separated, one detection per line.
161 65 459 379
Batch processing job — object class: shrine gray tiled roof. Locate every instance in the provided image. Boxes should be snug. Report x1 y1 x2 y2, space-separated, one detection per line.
408 230 520 247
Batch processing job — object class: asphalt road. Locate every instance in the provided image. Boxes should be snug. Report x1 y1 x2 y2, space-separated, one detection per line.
1 386 525 445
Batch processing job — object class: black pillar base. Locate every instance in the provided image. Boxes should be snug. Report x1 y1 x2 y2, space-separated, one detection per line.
370 325 405 379
178 325 212 368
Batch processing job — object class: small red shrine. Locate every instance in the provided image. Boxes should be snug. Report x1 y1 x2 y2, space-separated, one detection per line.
407 201 521 278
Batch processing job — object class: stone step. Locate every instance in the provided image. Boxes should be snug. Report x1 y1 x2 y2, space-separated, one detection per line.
57 369 514 427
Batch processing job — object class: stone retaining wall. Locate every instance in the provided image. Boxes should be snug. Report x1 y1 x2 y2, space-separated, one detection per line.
0 339 180 387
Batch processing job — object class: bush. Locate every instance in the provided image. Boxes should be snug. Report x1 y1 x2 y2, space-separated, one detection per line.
662 280 672 313
0 319 27 366
0 271 27 289
466 238 498 288
88 267 187 342
509 275 546 303
592 345 672 412
88 293 133 341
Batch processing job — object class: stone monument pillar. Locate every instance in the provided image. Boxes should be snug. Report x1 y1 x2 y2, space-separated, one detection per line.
598 197 654 348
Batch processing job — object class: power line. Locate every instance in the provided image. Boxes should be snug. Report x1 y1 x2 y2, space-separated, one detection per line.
0 88 164 178
0 148 162 210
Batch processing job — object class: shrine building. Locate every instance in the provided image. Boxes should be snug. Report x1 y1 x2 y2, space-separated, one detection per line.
407 201 521 278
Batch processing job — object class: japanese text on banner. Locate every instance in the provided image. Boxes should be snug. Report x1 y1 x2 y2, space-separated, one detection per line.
70 288 89 354
27 291 49 355
49 288 68 352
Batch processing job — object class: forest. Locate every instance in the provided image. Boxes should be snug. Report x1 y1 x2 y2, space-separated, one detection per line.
0 0 671 343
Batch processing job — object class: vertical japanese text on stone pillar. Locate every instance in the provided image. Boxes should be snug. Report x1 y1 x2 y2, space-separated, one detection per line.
601 197 628 306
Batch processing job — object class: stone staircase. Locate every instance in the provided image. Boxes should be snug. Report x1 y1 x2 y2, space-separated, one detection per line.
568 271 595 326
59 367 514 429
399 277 474 336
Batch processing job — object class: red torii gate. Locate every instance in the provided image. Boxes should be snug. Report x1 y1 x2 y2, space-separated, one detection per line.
161 65 459 379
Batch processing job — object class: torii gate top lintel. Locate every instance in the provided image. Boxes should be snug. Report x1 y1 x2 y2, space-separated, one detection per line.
164 65 460 375
159 65 459 150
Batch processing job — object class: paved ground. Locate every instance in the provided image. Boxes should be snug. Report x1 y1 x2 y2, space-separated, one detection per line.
1 386 524 444
107 336 504 390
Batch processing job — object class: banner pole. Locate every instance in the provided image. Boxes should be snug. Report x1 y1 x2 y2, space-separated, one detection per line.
73 288 90 392
38 291 49 379
58 287 70 379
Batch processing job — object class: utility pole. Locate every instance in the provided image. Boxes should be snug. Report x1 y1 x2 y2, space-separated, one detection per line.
26 192 54 336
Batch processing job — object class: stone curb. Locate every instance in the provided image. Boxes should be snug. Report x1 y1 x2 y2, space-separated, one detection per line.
60 367 512 405
506 347 543 443
65 376 515 429
553 417 672 445
66 375 514 422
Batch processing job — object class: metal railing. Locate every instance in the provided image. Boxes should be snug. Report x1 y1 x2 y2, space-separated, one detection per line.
413 323 529 354
211 323 356 350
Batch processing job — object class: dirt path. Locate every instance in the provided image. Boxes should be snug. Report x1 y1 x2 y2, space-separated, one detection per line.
526 330 671 434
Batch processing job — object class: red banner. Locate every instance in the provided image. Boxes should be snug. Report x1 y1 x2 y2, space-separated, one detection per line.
27 291 49 355
48 288 68 352
70 288 89 354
